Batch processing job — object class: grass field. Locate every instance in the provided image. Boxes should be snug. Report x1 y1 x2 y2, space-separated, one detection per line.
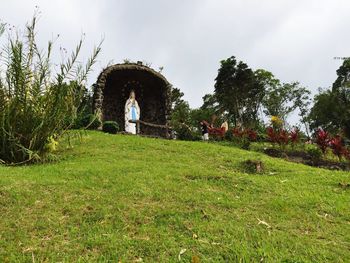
0 131 349 262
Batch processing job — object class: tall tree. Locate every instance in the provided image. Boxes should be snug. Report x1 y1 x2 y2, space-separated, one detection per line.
170 87 192 128
309 59 350 138
214 56 257 127
262 81 310 122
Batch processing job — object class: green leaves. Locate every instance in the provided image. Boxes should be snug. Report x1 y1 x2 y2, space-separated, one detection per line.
0 15 102 164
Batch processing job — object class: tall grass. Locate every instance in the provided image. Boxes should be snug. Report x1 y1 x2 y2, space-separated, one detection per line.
0 16 102 164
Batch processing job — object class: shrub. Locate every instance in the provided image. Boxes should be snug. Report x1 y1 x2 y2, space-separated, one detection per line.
0 15 102 164
290 129 300 145
102 121 119 134
231 127 256 150
267 127 278 144
306 145 322 164
224 130 234 141
80 114 102 130
329 136 347 161
266 127 289 148
315 129 330 154
232 127 257 142
175 125 200 141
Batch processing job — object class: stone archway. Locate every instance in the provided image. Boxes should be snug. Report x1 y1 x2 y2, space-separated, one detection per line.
93 63 172 137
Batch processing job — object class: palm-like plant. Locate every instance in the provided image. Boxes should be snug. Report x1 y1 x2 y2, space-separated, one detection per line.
0 16 102 164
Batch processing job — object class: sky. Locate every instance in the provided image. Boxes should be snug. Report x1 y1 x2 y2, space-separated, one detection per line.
1 0 349 111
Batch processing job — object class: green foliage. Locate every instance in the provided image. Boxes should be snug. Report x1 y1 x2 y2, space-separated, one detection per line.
80 114 102 130
102 121 119 134
224 129 234 141
175 124 201 141
309 59 350 138
0 16 101 164
214 56 259 127
263 82 311 123
170 87 202 140
170 87 192 127
306 144 322 163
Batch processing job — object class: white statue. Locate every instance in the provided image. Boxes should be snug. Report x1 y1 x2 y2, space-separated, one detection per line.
125 90 140 134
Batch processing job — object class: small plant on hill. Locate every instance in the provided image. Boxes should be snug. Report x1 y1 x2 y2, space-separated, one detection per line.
0 15 102 164
102 121 119 134
306 144 322 164
80 114 102 130
232 127 257 150
289 128 300 148
329 136 347 161
315 129 330 155
266 127 289 150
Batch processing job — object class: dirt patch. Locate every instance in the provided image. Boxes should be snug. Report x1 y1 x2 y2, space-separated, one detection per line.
263 148 350 171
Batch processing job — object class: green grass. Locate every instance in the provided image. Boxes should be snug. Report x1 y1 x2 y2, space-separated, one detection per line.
0 131 349 262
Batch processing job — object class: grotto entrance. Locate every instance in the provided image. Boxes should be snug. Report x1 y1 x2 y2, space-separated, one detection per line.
92 63 172 137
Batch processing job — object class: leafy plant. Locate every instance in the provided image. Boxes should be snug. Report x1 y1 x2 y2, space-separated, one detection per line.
289 128 300 144
267 127 289 146
0 15 102 164
231 127 256 149
306 144 322 164
329 136 346 161
315 129 330 154
102 121 119 134
80 114 102 130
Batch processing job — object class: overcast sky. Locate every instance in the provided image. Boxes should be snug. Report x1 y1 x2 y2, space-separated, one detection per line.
1 0 349 108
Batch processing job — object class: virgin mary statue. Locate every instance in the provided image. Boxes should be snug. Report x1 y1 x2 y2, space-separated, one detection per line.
125 90 140 134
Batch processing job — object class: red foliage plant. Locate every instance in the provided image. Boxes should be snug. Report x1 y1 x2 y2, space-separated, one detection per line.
290 129 300 144
247 129 257 141
329 136 347 160
233 127 257 141
315 129 330 154
266 127 289 146
267 127 278 143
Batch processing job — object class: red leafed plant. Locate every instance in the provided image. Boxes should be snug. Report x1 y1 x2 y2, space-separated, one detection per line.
278 129 289 145
233 127 244 137
290 129 300 144
232 127 257 141
329 136 347 160
315 129 330 154
267 127 278 143
266 127 289 146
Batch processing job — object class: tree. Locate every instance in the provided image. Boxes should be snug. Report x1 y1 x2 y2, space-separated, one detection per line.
309 59 350 138
190 94 220 128
170 87 192 128
252 69 278 122
262 81 310 123
214 56 257 127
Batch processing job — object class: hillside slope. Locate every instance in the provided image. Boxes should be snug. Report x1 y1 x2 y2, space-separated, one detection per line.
0 131 349 262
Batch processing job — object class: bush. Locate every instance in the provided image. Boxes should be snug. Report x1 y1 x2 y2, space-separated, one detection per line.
102 121 119 134
175 125 201 141
0 15 102 164
329 135 348 161
306 145 322 163
315 129 330 154
224 130 234 141
80 114 102 130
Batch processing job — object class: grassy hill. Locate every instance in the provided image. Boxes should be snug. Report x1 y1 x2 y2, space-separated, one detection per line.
0 131 349 262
